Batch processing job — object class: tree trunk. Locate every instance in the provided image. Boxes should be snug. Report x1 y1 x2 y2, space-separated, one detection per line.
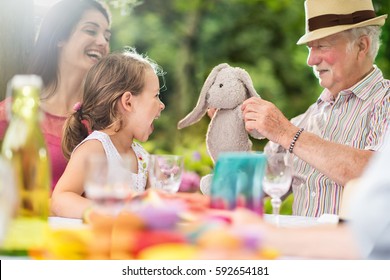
0 0 35 101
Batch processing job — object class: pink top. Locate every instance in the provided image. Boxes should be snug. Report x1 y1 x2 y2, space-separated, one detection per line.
0 98 68 193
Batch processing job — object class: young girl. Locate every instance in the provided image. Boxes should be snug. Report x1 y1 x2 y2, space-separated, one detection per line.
51 49 165 218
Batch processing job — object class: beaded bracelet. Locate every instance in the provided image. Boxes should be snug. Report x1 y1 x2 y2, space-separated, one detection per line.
288 128 304 153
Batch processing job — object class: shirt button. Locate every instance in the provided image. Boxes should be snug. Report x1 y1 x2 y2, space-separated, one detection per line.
311 192 316 197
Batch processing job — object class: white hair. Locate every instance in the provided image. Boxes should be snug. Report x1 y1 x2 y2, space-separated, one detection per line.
344 26 382 62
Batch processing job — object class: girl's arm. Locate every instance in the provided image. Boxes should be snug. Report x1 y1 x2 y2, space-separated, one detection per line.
50 140 105 219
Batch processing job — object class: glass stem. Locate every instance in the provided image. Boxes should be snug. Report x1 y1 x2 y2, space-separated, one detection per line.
271 197 282 215
271 197 282 226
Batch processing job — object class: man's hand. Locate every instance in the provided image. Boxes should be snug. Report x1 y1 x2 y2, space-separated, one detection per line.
242 97 296 148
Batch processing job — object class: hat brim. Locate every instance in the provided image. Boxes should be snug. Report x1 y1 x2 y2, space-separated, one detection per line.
297 14 387 45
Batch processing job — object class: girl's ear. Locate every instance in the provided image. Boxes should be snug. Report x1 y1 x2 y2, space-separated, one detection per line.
120 91 133 111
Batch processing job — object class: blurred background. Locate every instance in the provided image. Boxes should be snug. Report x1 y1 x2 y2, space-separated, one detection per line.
1 0 389 194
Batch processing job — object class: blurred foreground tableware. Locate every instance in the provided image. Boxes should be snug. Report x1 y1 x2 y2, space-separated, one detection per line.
263 149 292 226
0 157 17 246
84 154 135 216
148 154 184 193
210 152 267 215
41 191 283 260
0 75 50 256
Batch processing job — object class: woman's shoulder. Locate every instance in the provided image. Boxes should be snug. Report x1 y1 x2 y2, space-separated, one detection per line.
0 99 10 138
0 98 9 120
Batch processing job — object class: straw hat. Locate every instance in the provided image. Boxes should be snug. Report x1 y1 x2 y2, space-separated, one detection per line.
297 0 387 45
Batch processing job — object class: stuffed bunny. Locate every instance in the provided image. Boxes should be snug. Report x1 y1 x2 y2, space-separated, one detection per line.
177 63 262 195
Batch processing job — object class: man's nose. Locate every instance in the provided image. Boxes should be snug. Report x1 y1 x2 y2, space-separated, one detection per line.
307 48 320 66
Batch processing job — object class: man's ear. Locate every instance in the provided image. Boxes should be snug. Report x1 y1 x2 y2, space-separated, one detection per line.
120 91 133 111
357 35 370 56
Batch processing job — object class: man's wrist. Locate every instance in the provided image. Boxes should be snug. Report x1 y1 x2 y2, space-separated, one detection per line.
288 128 304 153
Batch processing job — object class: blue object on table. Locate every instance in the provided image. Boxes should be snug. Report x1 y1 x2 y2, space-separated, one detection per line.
210 152 267 215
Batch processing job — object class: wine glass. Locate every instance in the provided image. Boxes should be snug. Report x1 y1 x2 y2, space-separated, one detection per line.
84 154 135 215
148 154 184 194
262 148 293 225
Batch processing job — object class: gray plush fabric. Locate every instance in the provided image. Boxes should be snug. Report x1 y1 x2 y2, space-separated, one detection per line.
178 63 263 194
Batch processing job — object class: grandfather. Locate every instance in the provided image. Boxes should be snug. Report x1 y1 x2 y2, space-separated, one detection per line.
242 0 389 217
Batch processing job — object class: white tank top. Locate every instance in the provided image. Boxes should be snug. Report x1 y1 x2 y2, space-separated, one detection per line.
73 130 149 192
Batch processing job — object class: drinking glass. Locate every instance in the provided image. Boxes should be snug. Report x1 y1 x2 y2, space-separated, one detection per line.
148 154 184 194
262 149 293 225
210 152 267 215
84 154 134 215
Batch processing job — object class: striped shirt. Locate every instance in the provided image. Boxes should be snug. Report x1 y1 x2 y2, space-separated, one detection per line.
290 66 390 217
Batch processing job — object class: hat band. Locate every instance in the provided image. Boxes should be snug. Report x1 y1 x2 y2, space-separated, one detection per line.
308 10 376 31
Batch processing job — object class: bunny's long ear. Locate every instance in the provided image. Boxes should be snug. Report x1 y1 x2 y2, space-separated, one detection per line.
238 68 260 98
177 63 230 129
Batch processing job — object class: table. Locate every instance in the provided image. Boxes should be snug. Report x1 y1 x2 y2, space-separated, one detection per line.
49 216 83 227
49 213 339 228
0 214 339 260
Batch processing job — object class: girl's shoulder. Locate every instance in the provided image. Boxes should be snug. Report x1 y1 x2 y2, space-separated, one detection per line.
132 141 149 162
132 141 147 152
70 138 105 163
71 131 106 156
85 130 108 139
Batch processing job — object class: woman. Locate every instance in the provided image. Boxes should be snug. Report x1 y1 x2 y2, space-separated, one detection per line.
0 0 111 191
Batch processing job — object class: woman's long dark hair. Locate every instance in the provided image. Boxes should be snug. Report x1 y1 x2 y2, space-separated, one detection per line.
28 0 111 96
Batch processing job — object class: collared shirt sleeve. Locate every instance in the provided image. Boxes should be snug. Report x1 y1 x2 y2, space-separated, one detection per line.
365 93 390 151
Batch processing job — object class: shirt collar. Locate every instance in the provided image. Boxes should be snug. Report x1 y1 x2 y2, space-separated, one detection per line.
317 65 382 105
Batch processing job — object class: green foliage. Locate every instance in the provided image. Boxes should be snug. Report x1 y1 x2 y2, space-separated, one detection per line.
143 123 213 177
106 0 390 187
264 193 294 215
375 0 390 75
107 0 317 153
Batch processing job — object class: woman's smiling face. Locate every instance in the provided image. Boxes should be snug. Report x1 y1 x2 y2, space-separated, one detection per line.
58 8 111 73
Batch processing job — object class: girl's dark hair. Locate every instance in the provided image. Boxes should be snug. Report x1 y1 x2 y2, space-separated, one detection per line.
62 48 164 159
28 0 111 96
